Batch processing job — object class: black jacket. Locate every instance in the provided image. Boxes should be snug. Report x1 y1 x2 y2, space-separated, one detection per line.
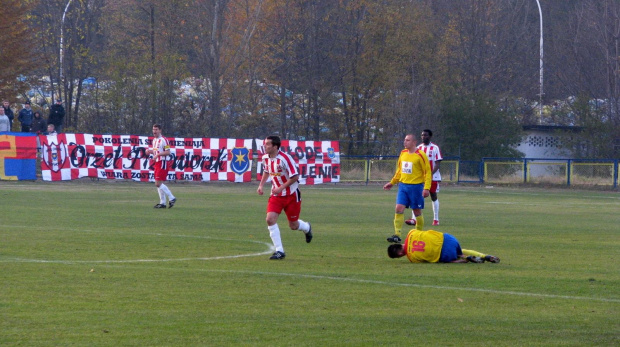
48 104 65 127
3 106 14 127
31 116 47 134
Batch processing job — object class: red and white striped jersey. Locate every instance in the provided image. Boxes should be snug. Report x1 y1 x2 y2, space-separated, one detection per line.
261 150 299 196
151 136 170 163
417 142 443 181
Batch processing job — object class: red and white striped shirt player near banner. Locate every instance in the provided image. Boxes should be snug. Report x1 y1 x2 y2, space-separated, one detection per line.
256 136 340 260
147 124 177 209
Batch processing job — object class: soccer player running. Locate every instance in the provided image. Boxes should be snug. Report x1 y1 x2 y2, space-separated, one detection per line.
387 229 500 264
406 129 443 226
257 135 313 260
383 134 431 243
146 124 176 209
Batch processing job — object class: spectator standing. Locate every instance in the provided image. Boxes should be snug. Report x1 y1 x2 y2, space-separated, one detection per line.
2 100 14 130
406 129 443 226
48 99 65 133
0 107 10 132
17 101 33 132
31 111 47 134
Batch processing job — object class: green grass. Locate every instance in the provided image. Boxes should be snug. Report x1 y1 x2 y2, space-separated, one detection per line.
1 181 618 346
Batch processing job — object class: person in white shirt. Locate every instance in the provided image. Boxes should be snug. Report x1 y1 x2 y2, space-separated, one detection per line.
0 107 10 132
45 124 57 135
257 135 313 260
145 124 176 209
406 129 443 226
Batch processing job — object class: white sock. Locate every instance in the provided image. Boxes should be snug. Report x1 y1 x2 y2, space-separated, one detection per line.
159 184 175 201
411 212 416 221
268 224 284 253
157 188 166 204
433 200 439 220
297 219 310 233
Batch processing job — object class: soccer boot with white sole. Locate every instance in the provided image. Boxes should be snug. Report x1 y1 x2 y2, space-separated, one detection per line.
466 256 484 263
269 251 286 260
484 255 500 263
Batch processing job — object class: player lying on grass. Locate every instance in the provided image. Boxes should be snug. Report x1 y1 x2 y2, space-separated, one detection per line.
387 229 500 264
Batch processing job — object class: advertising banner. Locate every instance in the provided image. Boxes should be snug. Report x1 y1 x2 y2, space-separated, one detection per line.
255 139 340 184
39 133 253 182
0 133 37 180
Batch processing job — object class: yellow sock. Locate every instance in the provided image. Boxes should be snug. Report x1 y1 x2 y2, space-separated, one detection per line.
394 213 404 236
462 249 485 257
416 214 424 230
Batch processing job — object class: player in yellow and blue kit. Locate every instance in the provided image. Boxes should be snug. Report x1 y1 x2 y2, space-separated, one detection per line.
387 229 500 263
383 134 432 243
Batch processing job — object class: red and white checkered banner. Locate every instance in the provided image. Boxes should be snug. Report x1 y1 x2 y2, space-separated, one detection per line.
255 139 340 184
39 134 253 182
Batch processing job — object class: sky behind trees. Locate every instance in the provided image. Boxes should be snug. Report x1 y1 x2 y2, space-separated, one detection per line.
1 0 618 158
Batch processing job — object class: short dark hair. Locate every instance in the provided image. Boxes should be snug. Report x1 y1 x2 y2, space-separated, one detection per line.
422 129 433 137
387 244 403 258
266 135 281 149
153 124 162 130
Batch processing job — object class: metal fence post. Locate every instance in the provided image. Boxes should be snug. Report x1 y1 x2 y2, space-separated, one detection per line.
614 159 618 189
365 158 370 186
567 159 572 186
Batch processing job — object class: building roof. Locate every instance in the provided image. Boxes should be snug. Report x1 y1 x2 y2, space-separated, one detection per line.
522 125 583 132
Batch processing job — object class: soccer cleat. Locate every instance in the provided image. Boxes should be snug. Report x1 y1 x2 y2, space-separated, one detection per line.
466 256 484 263
168 198 177 208
484 255 500 263
154 203 167 209
305 223 313 243
386 235 402 243
432 220 440 226
269 251 286 260
404 218 417 226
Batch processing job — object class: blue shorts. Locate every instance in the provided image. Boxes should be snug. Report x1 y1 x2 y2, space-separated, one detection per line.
439 233 462 263
396 183 425 210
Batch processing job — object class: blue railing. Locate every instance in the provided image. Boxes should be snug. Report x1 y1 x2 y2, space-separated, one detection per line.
340 156 619 188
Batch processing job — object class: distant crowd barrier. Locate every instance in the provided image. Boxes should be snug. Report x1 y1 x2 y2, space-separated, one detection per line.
3 133 617 188
0 132 341 184
340 156 619 188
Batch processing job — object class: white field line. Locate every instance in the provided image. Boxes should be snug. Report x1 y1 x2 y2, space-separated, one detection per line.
1 229 274 263
3 226 618 303
4 249 618 303
92 266 620 304
195 269 620 303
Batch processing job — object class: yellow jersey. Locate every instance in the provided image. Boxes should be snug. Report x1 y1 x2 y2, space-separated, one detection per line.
389 148 432 189
404 230 444 263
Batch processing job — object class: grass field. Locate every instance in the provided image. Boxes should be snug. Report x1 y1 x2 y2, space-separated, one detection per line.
1 181 618 346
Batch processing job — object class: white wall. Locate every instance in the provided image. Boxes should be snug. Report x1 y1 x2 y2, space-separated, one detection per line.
516 130 572 159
